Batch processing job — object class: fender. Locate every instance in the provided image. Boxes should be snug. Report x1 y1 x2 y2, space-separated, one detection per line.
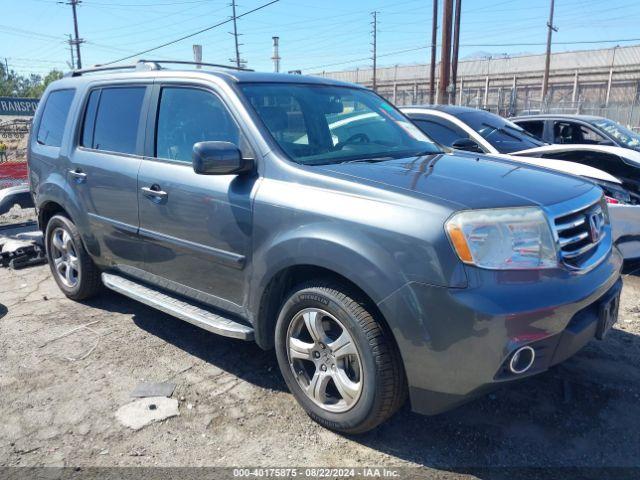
247 218 457 351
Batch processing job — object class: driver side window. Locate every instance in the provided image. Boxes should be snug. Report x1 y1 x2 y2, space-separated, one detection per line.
155 87 248 163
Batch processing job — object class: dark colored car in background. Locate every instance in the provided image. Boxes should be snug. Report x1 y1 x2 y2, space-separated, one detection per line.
28 61 622 433
512 114 640 151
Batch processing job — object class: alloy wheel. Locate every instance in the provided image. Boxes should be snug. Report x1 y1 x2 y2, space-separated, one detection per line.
50 227 80 288
286 308 363 413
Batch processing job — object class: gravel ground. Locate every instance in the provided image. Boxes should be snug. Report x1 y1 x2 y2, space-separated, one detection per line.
1 211 639 477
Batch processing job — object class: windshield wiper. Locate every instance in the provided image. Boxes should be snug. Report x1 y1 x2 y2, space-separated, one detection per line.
342 150 443 164
342 156 397 164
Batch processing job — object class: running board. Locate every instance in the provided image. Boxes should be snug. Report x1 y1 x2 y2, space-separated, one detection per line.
101 273 254 340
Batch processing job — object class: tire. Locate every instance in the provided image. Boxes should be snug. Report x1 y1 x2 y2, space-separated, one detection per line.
275 280 407 434
45 214 102 300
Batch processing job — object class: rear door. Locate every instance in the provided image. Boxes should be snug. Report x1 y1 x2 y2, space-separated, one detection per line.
137 82 257 312
69 83 151 269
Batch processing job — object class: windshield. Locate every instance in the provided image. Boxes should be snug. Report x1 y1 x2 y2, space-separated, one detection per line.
458 111 545 153
239 83 441 165
591 118 640 149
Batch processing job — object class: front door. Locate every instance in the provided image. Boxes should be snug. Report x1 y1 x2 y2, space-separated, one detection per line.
69 84 150 269
138 84 256 311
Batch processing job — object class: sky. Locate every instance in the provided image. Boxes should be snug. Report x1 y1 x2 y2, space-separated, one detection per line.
2 0 640 77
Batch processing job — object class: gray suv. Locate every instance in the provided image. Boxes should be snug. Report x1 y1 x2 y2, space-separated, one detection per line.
28 61 623 433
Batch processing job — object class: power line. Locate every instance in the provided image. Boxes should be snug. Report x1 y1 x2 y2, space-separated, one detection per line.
100 0 279 66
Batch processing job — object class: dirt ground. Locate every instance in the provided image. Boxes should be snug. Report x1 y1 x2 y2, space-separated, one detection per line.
1 210 639 478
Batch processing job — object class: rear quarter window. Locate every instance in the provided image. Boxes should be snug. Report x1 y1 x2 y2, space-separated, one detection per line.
36 89 75 147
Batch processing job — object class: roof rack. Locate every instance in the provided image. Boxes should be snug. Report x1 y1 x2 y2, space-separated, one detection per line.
64 59 253 77
139 59 254 72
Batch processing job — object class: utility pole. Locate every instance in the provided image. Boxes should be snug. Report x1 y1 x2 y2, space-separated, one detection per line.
64 0 83 69
450 0 462 104
541 0 557 103
605 45 619 106
271 36 281 73
67 34 75 71
437 0 453 104
371 11 379 92
429 0 438 104
230 0 242 68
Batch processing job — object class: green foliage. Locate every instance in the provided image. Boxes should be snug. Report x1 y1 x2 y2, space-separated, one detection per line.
0 64 63 98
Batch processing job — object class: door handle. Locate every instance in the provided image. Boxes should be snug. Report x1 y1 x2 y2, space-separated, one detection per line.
68 169 87 182
141 185 168 200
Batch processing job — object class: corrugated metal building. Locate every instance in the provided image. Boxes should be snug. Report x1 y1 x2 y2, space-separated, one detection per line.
315 45 640 126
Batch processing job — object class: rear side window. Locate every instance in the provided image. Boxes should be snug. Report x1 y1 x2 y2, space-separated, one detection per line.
84 87 146 155
517 120 544 139
36 89 75 147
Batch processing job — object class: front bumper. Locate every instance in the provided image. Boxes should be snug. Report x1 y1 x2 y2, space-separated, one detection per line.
378 247 623 415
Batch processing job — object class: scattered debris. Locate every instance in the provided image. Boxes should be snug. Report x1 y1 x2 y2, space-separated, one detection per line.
0 243 46 269
0 221 45 269
115 397 179 431
130 382 176 399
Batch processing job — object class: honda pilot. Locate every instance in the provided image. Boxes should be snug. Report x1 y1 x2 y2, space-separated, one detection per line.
28 61 623 433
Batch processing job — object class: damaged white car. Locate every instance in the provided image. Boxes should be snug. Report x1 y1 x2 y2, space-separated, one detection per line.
402 106 640 260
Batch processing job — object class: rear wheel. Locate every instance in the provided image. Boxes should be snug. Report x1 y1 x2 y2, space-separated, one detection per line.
275 280 406 433
45 214 101 300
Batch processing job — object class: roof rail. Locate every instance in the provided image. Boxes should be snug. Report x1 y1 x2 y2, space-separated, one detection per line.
64 61 160 77
137 59 254 72
64 59 254 78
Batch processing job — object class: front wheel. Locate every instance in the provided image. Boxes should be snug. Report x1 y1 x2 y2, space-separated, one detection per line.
275 281 407 433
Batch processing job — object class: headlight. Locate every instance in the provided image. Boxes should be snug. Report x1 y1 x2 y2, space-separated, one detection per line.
445 207 558 270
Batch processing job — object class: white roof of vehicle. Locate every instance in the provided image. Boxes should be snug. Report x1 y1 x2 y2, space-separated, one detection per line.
514 144 640 167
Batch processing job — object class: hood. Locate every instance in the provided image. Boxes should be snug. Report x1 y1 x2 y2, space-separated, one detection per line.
316 151 597 210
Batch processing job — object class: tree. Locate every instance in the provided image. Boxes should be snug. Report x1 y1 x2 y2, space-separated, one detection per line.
0 65 63 98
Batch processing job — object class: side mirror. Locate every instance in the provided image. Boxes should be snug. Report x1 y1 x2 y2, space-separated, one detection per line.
192 141 253 175
451 138 483 153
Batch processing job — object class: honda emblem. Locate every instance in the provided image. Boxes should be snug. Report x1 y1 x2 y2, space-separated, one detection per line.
588 213 602 243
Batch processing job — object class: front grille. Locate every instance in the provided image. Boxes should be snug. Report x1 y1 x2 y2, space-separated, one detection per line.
553 199 606 268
